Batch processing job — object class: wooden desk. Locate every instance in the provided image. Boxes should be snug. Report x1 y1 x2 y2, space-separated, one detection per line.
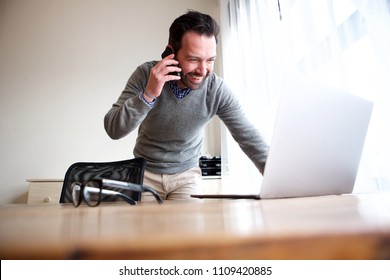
1 192 390 260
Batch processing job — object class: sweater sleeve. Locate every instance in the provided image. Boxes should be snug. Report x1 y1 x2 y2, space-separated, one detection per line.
104 62 155 140
216 83 269 174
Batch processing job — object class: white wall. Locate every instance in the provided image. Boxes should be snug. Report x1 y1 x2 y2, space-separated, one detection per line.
0 0 221 204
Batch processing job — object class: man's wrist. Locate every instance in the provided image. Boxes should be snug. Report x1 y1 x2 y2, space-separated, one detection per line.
143 91 157 102
139 92 156 107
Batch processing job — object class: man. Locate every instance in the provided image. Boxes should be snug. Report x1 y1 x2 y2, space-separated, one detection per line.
104 11 268 201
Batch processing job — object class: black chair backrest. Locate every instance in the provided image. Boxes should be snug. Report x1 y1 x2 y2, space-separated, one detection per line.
59 157 146 203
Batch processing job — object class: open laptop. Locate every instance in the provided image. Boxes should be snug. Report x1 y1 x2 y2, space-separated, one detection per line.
192 74 373 200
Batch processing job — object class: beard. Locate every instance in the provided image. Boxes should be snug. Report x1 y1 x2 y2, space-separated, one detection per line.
178 71 210 90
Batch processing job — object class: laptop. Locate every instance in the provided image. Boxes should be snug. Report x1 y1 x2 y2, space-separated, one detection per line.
192 74 373 200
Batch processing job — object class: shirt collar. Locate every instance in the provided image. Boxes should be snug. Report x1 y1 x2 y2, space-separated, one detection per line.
169 81 192 99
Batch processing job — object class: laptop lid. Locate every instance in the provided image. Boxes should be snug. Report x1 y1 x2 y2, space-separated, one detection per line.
259 74 373 199
192 74 373 200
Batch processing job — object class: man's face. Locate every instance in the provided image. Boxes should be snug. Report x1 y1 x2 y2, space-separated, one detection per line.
175 31 217 90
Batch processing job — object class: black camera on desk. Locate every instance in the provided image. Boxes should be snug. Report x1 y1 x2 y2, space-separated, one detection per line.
199 156 221 176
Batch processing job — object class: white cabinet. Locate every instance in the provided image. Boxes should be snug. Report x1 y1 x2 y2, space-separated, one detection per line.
27 179 63 204
201 176 221 194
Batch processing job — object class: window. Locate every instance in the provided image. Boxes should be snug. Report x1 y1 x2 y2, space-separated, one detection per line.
220 0 390 192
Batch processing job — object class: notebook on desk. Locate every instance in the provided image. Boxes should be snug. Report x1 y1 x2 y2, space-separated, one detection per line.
192 74 373 200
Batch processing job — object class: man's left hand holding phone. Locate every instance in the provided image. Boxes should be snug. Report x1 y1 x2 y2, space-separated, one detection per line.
143 46 181 103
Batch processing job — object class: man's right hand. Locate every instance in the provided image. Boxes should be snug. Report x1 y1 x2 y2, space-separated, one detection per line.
144 54 181 101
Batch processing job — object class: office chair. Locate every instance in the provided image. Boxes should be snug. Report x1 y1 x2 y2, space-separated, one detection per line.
60 157 147 203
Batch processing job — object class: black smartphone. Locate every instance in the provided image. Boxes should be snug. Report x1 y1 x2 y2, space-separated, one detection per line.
161 46 180 76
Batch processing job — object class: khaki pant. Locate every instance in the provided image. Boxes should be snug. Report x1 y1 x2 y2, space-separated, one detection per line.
141 167 202 201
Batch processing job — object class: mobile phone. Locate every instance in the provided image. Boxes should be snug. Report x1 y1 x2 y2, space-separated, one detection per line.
161 46 180 76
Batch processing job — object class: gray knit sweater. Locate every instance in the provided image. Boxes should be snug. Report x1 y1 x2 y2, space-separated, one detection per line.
104 61 268 174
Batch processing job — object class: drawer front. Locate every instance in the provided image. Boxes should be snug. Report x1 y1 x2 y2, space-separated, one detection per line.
27 182 63 204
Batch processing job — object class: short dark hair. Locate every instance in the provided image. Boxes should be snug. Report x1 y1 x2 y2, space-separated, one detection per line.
168 10 220 53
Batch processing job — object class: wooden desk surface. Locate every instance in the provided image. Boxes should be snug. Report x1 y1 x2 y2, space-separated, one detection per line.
1 191 390 260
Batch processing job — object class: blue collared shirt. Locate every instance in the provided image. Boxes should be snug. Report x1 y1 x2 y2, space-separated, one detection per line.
169 81 191 99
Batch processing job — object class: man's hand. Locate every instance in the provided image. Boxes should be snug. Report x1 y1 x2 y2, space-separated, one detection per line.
144 54 181 101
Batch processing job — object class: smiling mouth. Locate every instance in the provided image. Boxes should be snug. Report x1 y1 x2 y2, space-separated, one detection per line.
189 73 203 82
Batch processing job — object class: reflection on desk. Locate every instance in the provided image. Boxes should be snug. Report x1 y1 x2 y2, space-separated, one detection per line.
1 192 390 260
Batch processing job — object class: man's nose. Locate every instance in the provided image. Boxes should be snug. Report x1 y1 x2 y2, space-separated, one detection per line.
197 61 208 76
